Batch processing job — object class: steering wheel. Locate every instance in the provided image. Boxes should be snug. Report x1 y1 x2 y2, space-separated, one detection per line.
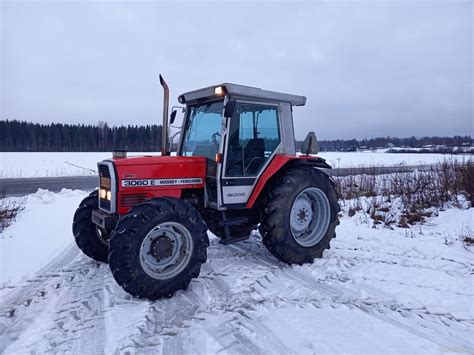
211 132 221 148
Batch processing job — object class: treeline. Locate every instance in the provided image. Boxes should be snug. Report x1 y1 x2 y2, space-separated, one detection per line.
0 120 162 152
298 136 472 152
0 120 472 153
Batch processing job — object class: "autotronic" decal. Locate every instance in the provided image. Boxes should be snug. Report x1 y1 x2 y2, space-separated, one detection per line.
122 178 202 187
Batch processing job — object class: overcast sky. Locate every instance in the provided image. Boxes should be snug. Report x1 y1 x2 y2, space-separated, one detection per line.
1 0 472 139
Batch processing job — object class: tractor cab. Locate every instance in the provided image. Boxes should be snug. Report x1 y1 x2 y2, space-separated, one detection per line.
176 83 306 209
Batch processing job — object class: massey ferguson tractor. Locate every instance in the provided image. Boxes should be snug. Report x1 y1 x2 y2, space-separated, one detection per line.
72 76 340 300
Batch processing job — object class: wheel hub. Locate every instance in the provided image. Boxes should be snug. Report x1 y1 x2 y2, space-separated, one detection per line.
297 209 308 222
291 197 313 232
151 234 174 261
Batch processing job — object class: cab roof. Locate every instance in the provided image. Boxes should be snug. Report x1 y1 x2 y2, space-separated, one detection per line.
178 83 306 106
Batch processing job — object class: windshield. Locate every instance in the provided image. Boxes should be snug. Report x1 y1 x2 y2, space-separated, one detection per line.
181 100 224 160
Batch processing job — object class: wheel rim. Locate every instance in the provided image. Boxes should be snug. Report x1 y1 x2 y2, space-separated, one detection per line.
139 222 193 280
95 226 109 246
290 187 331 247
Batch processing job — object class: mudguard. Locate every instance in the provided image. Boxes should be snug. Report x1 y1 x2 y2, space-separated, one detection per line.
246 154 332 208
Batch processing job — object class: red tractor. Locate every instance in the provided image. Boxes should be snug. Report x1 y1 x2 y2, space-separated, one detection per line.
73 76 340 300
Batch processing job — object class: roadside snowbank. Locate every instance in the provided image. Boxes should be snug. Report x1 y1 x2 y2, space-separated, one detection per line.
0 189 89 285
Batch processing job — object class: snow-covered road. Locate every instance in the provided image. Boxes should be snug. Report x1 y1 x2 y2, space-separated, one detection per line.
0 190 473 354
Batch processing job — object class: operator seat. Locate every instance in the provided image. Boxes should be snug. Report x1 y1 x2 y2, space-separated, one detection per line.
244 138 265 175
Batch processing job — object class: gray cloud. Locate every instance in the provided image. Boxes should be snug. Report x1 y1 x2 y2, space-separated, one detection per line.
1 0 472 139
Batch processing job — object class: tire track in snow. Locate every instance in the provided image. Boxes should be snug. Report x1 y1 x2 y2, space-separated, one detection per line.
1 233 472 353
206 236 473 350
113 237 291 354
0 245 81 353
0 246 109 354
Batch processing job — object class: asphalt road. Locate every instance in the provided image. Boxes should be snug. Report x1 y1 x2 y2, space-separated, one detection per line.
1 176 98 196
0 165 431 197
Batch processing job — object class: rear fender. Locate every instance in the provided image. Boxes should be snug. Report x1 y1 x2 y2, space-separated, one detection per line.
246 155 332 209
294 155 332 169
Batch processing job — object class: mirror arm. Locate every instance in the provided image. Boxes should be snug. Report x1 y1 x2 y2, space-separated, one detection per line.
171 105 185 113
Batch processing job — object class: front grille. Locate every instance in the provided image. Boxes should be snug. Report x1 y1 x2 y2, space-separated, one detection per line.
98 162 113 212
120 194 148 209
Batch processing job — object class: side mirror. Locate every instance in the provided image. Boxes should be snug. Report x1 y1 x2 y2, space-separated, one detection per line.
170 110 177 124
301 131 320 155
224 100 237 117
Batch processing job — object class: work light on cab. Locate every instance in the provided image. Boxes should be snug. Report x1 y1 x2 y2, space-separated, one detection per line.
214 86 225 96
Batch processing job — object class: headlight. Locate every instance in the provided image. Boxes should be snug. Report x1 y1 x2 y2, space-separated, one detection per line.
100 189 107 199
106 191 112 201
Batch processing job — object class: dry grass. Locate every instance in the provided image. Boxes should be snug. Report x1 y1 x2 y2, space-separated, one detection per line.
334 159 473 228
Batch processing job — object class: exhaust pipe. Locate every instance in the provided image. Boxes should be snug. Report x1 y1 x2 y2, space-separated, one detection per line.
159 74 170 156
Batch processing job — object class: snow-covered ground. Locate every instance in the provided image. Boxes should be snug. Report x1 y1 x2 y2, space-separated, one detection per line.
321 151 471 170
0 189 473 354
1 152 471 178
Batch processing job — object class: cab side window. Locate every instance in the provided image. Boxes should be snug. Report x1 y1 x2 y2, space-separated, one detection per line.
225 103 281 176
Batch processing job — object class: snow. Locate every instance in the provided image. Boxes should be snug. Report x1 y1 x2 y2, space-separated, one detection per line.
320 151 471 169
0 152 155 178
0 189 473 354
264 308 436 353
1 151 471 178
0 189 90 285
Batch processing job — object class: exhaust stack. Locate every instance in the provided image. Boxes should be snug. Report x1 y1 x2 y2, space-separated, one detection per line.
159 74 170 156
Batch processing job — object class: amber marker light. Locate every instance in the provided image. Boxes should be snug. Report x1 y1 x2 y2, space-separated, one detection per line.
215 153 223 163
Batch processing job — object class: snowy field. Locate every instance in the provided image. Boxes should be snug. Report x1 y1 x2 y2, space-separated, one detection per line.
0 189 473 354
1 152 471 178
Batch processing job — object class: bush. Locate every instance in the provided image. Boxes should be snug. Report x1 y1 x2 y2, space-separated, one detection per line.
0 191 24 232
334 159 473 227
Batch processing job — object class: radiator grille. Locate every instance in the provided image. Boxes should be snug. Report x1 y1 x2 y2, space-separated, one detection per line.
120 194 148 209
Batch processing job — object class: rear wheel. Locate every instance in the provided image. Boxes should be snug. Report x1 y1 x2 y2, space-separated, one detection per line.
259 167 340 265
72 190 109 263
108 197 209 300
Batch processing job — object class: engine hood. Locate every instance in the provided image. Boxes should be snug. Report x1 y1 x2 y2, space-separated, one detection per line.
110 155 207 166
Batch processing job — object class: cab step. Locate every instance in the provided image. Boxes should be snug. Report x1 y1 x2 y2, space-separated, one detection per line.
219 235 250 245
217 216 249 227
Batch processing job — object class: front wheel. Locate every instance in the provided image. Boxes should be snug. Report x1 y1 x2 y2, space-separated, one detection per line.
72 190 109 263
259 167 340 265
108 197 209 300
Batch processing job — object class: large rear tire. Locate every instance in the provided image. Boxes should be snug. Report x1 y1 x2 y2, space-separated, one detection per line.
72 190 109 263
259 167 340 265
108 197 209 300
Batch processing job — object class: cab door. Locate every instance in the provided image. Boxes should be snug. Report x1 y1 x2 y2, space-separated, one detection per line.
219 101 282 208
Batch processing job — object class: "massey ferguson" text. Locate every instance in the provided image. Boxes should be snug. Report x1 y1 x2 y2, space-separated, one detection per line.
122 178 202 187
